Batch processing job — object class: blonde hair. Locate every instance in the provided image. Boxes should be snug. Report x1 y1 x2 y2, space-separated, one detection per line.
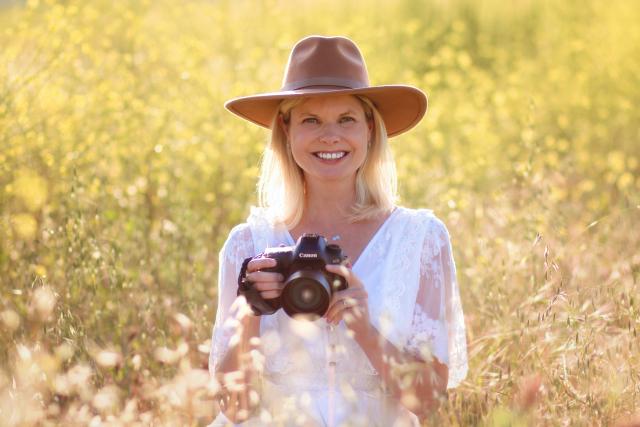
257 95 398 228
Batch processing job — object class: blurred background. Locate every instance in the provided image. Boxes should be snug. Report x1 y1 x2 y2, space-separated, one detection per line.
0 0 638 425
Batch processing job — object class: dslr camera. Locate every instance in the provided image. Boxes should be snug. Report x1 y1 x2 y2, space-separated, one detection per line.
238 233 348 320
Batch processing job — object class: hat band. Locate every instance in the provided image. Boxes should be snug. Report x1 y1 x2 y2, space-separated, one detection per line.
282 76 369 91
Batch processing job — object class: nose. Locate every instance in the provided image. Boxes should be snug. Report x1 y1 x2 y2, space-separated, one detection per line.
318 123 341 144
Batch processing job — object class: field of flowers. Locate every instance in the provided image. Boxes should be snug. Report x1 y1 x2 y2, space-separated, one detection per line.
1 0 639 425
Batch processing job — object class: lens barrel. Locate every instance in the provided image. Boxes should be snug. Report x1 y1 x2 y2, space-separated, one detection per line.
281 270 332 320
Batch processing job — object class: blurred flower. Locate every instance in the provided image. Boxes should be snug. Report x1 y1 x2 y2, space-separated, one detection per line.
32 264 47 277
54 373 72 396
197 339 211 354
92 385 120 414
67 364 94 400
16 344 32 361
94 349 123 368
162 219 178 234
11 170 48 211
290 317 321 339
154 341 188 365
55 343 75 361
29 286 57 322
121 398 140 423
131 354 142 371
222 370 245 393
0 309 20 332
12 213 38 240
171 312 193 335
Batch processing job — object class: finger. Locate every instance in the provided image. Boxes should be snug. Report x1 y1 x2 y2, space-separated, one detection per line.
327 304 364 326
331 288 367 301
252 280 284 292
327 294 365 312
325 264 365 289
325 263 350 277
325 296 365 322
260 290 282 300
328 291 367 313
247 257 277 273
245 271 284 283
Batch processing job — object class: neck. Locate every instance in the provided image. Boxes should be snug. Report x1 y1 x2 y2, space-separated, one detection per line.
303 175 357 227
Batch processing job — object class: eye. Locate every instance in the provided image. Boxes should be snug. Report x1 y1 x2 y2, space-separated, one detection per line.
302 117 319 124
339 116 356 124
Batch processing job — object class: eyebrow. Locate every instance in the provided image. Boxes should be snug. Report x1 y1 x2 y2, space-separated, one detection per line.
297 109 358 116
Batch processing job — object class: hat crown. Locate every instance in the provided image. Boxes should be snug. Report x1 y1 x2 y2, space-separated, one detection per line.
281 36 370 91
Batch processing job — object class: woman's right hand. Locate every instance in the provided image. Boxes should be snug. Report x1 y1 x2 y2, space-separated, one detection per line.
245 257 285 300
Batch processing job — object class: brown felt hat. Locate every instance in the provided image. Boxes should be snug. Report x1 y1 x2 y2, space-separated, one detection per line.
224 35 427 138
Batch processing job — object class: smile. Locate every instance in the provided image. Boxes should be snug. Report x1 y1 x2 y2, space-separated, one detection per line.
313 151 348 160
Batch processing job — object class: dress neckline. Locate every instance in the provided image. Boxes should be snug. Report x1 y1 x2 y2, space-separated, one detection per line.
284 206 401 271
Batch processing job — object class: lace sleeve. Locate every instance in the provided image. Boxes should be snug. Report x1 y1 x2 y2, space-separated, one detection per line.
404 216 468 389
208 224 255 376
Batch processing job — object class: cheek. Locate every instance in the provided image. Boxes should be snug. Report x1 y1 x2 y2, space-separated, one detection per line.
289 128 315 152
289 137 310 166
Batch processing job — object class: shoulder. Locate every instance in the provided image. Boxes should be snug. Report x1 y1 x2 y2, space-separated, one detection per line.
227 222 252 242
396 206 450 238
396 206 452 254
221 222 253 258
224 205 272 247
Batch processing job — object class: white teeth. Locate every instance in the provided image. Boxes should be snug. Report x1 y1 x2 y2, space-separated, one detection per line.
315 151 346 160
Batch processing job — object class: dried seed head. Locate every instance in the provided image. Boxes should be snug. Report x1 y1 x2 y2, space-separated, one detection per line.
171 312 193 335
95 349 123 368
29 286 57 322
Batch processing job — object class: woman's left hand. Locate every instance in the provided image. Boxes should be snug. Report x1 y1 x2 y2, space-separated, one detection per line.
324 261 371 336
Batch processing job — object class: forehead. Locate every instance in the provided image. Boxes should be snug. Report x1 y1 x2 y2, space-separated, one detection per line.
292 95 364 115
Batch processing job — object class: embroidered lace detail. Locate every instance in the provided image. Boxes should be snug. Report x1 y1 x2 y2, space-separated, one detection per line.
405 305 449 364
383 209 425 318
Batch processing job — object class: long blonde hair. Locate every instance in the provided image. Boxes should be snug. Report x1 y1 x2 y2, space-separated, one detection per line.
257 95 398 228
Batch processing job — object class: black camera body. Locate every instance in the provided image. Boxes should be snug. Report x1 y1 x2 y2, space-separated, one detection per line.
238 233 348 320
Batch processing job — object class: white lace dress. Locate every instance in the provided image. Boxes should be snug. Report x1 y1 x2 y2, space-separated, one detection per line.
209 206 468 426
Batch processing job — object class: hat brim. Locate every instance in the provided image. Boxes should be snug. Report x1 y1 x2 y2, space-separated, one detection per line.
224 85 427 138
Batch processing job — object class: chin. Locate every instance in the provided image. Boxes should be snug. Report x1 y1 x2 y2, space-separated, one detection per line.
305 170 357 183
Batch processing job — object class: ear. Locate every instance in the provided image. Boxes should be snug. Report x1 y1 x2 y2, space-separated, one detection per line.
278 114 290 140
367 118 373 142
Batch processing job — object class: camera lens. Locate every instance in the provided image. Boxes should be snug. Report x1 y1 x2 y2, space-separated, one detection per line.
282 270 331 319
291 279 322 309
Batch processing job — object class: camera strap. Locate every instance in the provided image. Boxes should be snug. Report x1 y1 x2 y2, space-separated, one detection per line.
237 254 279 316
237 256 254 296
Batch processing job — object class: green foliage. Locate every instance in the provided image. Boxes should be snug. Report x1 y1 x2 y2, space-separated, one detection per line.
0 0 638 424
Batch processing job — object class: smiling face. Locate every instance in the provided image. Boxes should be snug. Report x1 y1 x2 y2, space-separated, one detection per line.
282 95 372 185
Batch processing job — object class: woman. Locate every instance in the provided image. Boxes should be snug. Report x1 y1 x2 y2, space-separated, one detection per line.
209 36 468 426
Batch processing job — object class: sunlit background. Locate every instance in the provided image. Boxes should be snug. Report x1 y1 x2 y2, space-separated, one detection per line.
1 0 639 425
